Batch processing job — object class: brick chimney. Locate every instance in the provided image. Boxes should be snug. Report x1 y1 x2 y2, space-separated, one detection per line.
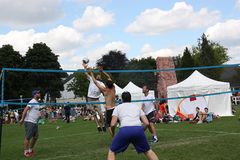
156 57 177 99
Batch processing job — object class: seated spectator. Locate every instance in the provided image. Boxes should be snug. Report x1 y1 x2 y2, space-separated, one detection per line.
190 107 200 124
198 107 213 124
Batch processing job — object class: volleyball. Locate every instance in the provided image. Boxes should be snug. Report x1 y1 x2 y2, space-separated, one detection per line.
82 58 89 64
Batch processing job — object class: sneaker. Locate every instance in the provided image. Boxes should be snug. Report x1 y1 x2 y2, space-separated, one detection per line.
197 120 203 124
152 137 158 143
24 152 31 158
29 150 35 156
97 126 102 132
102 126 106 132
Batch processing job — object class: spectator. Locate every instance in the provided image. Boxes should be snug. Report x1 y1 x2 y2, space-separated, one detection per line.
64 103 71 123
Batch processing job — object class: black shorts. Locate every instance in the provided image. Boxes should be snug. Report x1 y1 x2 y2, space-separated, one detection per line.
105 108 115 127
146 111 156 123
24 121 38 140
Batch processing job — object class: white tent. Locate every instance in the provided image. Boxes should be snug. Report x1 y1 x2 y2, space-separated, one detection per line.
123 82 142 93
167 70 232 117
123 82 155 106
114 83 124 95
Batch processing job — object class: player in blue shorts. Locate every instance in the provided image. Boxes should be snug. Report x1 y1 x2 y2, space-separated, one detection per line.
107 91 159 160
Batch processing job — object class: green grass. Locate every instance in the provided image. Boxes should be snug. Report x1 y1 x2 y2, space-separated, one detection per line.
1 106 240 160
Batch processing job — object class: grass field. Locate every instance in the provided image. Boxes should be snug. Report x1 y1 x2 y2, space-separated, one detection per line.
1 106 240 160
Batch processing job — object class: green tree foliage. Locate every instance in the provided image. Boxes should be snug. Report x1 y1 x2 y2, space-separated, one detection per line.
119 57 157 89
0 45 24 99
67 73 89 98
178 47 195 82
23 43 67 100
96 50 129 85
193 34 229 80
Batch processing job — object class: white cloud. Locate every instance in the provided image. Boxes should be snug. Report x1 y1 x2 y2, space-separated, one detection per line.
206 19 240 64
227 46 240 64
206 19 240 46
73 6 114 31
0 0 63 28
236 0 240 9
137 44 185 59
0 25 84 54
83 41 130 65
125 2 220 35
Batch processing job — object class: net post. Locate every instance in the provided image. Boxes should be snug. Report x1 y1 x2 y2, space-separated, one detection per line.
0 68 5 153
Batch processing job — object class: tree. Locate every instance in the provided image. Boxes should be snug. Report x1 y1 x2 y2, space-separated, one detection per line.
118 57 157 89
178 47 195 82
96 50 129 70
192 34 230 80
23 43 67 100
0 45 24 99
67 73 89 99
96 50 129 85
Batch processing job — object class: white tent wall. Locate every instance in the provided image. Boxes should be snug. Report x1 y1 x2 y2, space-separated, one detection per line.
167 70 232 117
123 81 155 107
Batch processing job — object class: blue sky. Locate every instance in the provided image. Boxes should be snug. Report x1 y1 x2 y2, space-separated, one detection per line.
0 0 240 70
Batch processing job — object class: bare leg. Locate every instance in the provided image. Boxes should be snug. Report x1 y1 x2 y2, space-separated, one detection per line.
149 123 157 136
107 149 115 160
144 149 159 160
24 138 30 150
30 137 38 149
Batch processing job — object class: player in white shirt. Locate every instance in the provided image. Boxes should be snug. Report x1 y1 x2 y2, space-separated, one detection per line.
142 85 158 143
20 90 41 158
108 91 159 160
83 63 106 132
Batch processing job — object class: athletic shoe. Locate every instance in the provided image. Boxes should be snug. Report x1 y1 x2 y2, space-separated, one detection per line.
97 126 102 132
24 152 31 158
152 137 158 143
197 120 203 124
102 126 106 132
29 150 35 156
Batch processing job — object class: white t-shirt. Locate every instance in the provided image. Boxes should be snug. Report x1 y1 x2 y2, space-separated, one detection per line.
112 102 145 127
142 94 156 115
87 77 104 98
24 99 41 124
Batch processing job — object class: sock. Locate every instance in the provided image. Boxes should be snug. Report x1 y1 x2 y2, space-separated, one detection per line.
153 135 158 140
29 148 32 153
24 150 29 154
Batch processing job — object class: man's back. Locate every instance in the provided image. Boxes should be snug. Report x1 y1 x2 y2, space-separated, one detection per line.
104 87 116 109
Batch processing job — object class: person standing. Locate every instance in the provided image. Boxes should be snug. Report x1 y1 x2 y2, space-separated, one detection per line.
64 103 71 123
83 63 106 132
90 68 116 136
108 91 159 160
142 85 158 143
19 90 41 158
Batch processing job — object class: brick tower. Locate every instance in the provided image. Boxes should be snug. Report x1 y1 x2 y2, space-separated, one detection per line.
156 57 177 98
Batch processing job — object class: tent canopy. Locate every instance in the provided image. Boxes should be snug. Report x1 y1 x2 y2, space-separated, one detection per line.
167 70 232 117
168 70 229 91
123 81 142 93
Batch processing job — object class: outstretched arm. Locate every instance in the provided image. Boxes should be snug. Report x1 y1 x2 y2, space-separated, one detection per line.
98 66 112 81
90 71 106 92
82 63 90 78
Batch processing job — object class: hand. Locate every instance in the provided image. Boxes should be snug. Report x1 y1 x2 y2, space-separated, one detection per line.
82 63 88 69
19 119 24 125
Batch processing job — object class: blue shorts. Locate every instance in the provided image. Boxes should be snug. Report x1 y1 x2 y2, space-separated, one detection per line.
110 126 150 153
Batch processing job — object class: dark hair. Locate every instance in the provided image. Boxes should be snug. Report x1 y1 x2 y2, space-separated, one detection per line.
143 84 149 89
122 91 131 102
196 107 200 110
105 80 114 89
204 107 208 110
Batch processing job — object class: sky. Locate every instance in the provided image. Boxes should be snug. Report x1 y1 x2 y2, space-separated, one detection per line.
0 0 240 70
